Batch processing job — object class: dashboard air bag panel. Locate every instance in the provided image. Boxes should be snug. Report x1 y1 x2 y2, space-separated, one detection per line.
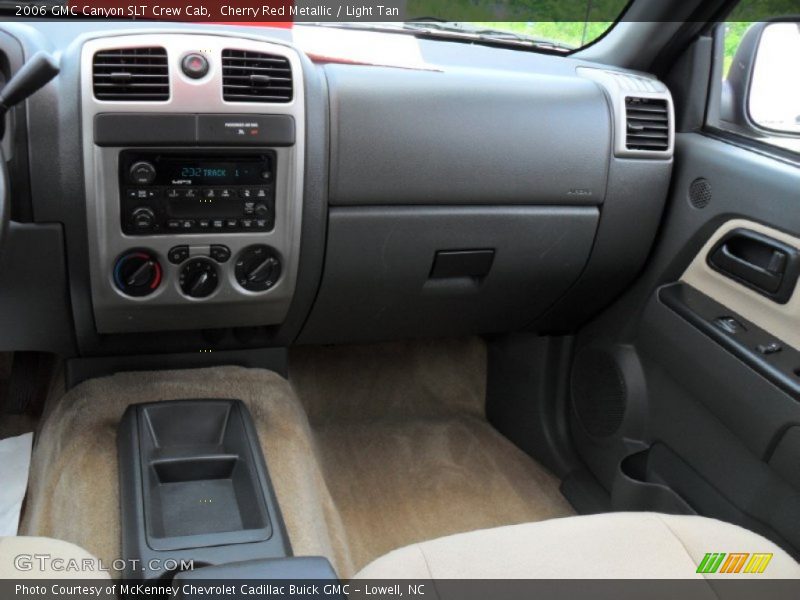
326 64 610 206
298 206 598 344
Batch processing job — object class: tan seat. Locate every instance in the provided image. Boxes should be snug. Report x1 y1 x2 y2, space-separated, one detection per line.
355 512 800 579
0 536 111 579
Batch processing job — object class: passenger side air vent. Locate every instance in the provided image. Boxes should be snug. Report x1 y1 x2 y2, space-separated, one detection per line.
625 97 669 152
222 49 293 103
93 47 169 101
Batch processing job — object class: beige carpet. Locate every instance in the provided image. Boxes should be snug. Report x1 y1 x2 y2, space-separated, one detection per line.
290 338 574 573
21 338 573 579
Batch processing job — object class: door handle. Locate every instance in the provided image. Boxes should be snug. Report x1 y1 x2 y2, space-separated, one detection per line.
708 228 800 303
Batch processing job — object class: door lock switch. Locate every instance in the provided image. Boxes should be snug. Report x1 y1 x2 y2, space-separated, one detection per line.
757 342 782 355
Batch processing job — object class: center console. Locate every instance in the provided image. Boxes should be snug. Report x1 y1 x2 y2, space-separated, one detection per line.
80 34 305 333
118 399 292 580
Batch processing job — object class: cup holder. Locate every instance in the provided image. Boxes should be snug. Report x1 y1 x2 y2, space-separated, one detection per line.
137 401 273 548
612 446 696 515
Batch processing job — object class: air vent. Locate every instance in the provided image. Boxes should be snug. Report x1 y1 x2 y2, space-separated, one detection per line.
625 97 669 152
222 49 293 103
93 47 169 101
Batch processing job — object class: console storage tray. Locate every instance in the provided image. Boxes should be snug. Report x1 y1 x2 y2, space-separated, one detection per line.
118 399 290 579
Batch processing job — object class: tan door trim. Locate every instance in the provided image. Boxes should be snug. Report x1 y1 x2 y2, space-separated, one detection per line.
680 219 800 349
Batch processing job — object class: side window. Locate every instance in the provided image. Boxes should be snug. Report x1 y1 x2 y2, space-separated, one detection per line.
710 10 800 154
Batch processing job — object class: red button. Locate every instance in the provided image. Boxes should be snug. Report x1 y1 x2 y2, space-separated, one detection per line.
182 53 209 79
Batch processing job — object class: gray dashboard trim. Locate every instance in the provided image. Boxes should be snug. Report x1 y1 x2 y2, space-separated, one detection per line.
325 64 612 207
94 113 297 146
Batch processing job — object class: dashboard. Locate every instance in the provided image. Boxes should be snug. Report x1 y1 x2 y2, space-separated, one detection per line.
0 22 674 357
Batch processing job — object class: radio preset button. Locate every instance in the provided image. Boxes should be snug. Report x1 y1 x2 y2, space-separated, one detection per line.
166 188 181 199
212 220 224 229
181 220 195 229
226 219 238 228
198 219 210 229
255 219 268 229
219 189 232 198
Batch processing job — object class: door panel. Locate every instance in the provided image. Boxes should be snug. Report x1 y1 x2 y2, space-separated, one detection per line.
571 132 800 558
681 219 800 348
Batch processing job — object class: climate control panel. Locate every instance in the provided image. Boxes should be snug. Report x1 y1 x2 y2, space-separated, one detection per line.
112 244 282 300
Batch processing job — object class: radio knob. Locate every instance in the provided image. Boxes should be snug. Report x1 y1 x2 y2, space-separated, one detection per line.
235 245 281 292
113 250 162 297
254 203 269 218
131 207 155 231
179 258 218 298
129 161 157 185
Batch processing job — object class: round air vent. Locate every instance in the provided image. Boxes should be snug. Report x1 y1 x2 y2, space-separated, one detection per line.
571 348 627 438
689 178 712 209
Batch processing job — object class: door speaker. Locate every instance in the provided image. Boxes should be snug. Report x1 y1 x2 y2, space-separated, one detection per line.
571 348 627 438
689 178 712 209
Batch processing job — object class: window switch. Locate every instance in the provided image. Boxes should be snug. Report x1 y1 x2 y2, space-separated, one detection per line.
757 342 782 355
714 316 745 334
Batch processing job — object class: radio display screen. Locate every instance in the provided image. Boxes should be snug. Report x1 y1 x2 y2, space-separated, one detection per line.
149 156 272 186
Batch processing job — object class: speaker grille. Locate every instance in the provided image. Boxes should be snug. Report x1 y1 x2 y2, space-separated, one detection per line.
571 349 627 438
689 178 712 209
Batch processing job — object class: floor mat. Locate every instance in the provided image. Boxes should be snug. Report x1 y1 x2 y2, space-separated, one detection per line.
23 339 573 579
290 338 574 573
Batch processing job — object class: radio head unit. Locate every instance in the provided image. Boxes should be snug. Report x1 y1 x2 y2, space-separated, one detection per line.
119 152 276 235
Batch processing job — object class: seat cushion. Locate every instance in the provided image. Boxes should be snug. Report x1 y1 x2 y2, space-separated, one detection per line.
355 512 800 579
0 536 111 579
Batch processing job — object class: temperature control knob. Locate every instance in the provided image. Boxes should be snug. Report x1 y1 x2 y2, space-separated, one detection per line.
179 258 218 298
235 245 281 292
113 251 162 297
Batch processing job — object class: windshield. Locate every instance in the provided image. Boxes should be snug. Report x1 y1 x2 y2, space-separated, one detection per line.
300 1 631 53
462 21 622 50
401 0 632 51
